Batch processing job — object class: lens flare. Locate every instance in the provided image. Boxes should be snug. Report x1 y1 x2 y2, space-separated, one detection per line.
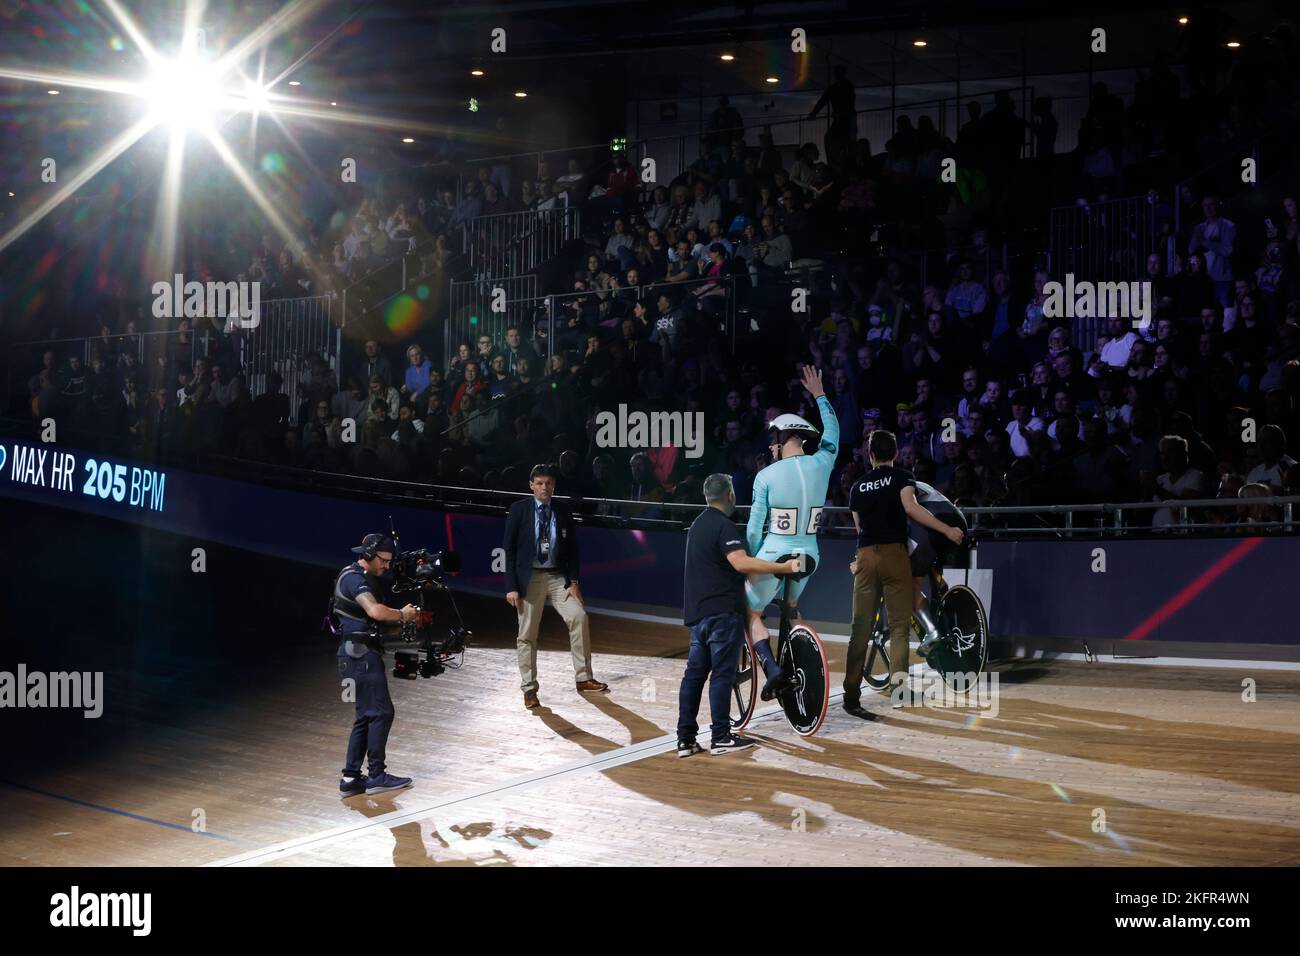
384 295 423 336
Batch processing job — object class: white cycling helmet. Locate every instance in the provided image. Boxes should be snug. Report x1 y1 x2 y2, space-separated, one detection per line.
768 413 820 459
768 413 820 437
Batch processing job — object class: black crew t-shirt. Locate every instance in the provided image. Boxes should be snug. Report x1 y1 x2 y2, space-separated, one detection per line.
683 507 748 625
849 465 916 547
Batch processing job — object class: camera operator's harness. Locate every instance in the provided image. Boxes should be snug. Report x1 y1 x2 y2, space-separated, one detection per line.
329 566 384 658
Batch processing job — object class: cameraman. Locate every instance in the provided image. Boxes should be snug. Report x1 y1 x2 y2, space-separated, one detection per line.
333 533 419 797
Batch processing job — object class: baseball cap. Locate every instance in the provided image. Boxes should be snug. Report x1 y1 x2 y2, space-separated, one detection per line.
352 533 397 556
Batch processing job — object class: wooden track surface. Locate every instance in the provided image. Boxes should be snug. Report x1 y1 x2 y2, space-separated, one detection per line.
2 594 1299 867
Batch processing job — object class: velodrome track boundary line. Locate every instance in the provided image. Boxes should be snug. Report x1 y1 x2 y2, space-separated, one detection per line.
205 693 845 867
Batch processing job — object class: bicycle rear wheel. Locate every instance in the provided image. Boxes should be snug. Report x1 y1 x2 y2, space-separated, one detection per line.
926 584 988 691
730 633 758 731
779 623 829 736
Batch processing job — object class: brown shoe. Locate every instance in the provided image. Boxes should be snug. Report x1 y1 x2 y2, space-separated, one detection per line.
524 690 540 709
575 679 609 693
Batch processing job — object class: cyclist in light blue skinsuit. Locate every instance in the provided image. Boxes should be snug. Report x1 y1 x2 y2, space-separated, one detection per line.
745 365 839 699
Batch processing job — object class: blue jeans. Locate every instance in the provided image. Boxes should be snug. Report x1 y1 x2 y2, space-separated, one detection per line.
339 649 395 778
677 611 745 743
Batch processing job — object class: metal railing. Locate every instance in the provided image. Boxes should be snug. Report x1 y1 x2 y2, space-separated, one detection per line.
445 272 740 369
338 250 427 326
1048 193 1159 351
964 496 1300 537
166 452 1300 539
240 295 339 414
462 206 581 280
445 275 540 369
1050 193 1158 283
7 294 339 417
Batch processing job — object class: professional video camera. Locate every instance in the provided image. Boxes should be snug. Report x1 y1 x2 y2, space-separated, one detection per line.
390 548 459 587
388 545 472 680
324 518 473 680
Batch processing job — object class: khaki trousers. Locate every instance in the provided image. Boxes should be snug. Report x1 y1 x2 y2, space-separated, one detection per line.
846 543 914 700
516 570 593 692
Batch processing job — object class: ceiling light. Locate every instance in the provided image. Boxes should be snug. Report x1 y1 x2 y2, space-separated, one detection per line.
514 90 527 98
1226 41 1241 48
401 137 414 143
471 69 484 77
1178 17 1189 25
765 76 779 84
47 89 60 95
144 57 221 131
288 80 301 86
913 39 928 47
720 53 735 62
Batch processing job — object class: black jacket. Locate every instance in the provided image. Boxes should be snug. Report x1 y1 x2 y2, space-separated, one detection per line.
503 496 581 594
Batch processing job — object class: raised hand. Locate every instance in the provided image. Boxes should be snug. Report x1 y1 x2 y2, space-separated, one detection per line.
800 363 825 399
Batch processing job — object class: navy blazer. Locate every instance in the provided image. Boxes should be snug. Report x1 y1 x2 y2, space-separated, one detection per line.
503 496 581 594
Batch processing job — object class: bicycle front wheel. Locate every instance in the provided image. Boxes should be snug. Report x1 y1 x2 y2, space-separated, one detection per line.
779 623 829 736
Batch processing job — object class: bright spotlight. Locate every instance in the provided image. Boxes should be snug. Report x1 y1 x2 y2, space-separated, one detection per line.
145 57 221 130
242 81 271 113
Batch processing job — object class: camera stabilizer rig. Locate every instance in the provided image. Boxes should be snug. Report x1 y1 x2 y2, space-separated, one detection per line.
388 547 473 679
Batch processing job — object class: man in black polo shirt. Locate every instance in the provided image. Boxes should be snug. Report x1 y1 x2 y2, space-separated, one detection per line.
845 431 964 717
678 473 803 756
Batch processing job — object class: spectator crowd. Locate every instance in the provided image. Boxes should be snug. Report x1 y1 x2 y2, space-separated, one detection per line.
12 16 1300 532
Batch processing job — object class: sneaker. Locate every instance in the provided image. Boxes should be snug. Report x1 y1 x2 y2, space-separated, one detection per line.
676 739 704 758
710 733 757 754
365 772 413 795
339 775 368 797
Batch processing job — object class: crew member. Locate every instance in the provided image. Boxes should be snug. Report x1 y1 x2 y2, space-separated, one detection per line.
677 474 804 757
333 533 419 796
503 464 607 710
844 431 963 717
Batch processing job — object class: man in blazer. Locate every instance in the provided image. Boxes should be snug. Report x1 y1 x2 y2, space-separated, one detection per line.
504 463 608 709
